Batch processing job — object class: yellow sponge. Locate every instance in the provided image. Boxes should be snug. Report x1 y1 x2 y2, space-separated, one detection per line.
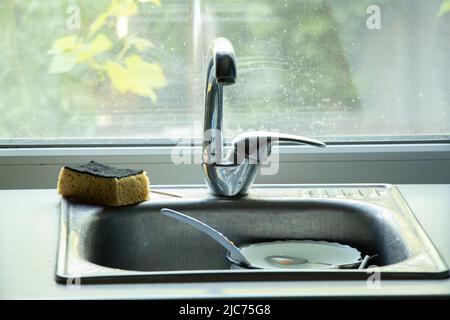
57 161 150 206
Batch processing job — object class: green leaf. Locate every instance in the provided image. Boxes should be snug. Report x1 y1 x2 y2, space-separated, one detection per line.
47 35 78 55
77 34 113 63
105 55 167 102
438 0 450 16
48 52 78 73
105 61 130 92
88 12 109 38
88 0 141 38
125 54 167 86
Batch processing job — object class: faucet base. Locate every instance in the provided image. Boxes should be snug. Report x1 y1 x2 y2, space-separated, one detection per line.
202 162 259 198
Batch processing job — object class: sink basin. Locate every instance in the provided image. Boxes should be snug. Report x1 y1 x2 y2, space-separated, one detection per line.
56 184 448 283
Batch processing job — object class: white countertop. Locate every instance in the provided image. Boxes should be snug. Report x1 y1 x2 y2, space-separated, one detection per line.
0 185 449 299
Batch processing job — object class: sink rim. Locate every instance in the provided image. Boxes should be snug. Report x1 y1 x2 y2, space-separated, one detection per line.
56 184 449 284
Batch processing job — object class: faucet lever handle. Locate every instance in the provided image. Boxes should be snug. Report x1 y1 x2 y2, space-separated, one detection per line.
227 131 326 163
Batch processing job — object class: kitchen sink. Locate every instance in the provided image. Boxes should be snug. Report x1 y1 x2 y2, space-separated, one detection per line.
56 184 448 283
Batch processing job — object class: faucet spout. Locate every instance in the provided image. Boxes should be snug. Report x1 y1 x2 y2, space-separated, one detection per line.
203 38 236 165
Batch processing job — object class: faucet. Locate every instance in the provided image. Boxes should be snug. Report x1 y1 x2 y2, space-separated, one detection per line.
202 37 326 197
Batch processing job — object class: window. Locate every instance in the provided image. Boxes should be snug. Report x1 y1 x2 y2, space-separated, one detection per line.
0 0 449 145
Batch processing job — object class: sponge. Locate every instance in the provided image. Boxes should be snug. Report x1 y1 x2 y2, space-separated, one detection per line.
57 161 150 206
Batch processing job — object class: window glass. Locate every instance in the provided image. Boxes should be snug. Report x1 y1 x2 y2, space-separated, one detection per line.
0 0 449 144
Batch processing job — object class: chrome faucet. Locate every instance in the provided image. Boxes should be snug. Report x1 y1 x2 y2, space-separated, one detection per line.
202 37 326 197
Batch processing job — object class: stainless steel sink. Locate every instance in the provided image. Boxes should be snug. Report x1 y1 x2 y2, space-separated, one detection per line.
56 184 448 283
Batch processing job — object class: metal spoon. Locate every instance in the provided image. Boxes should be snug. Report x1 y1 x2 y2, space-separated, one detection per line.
160 208 252 267
264 255 368 269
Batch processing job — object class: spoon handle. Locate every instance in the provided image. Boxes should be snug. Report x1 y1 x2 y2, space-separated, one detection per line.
160 208 251 267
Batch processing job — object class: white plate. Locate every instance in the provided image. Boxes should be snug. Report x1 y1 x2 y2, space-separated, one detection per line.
237 240 362 269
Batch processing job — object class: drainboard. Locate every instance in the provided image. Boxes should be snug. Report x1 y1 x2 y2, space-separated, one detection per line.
56 184 448 283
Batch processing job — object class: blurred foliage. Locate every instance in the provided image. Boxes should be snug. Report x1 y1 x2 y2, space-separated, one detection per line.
47 0 167 102
0 0 447 140
439 0 450 16
216 0 391 114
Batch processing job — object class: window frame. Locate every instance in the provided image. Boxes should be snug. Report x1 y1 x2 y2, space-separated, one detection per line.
1 141 449 189
2 0 450 188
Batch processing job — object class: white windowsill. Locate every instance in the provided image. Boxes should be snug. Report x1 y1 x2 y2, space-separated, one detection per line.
0 143 449 189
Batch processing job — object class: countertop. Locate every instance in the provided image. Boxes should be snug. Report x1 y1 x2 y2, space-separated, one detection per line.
1 185 449 299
